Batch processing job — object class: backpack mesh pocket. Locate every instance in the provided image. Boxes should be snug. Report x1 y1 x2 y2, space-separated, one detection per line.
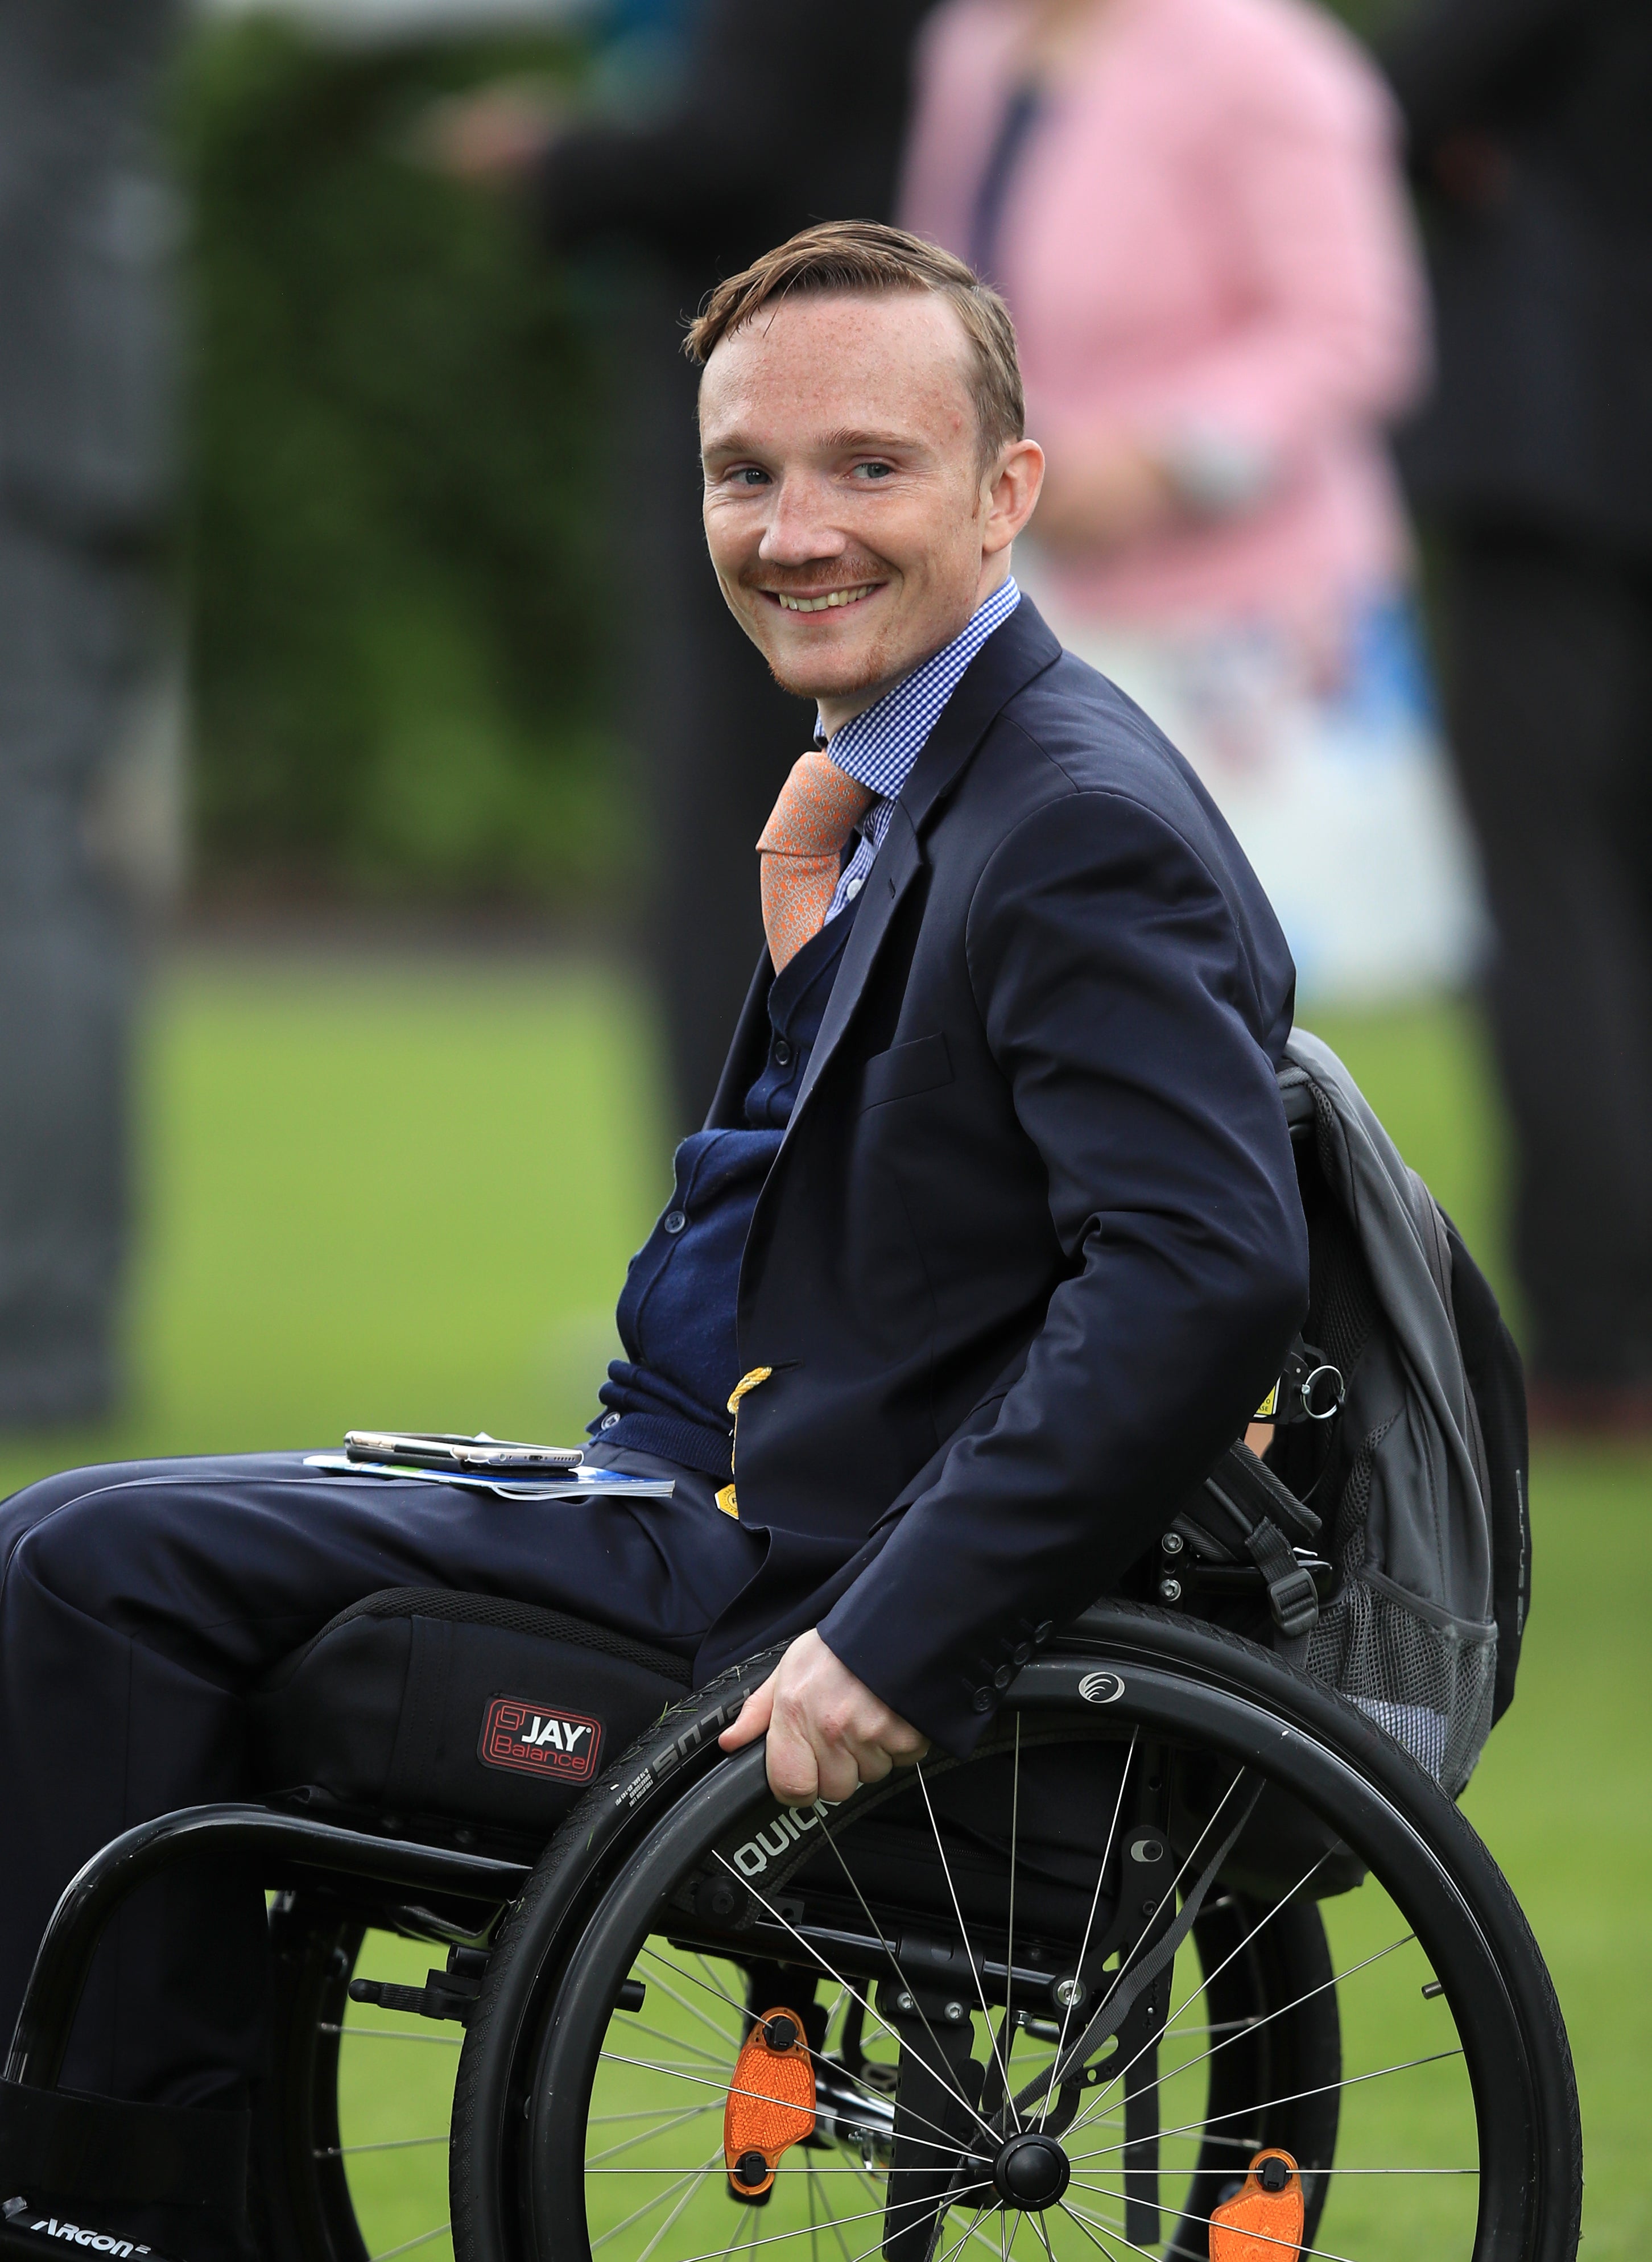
1305 1547 1496 1793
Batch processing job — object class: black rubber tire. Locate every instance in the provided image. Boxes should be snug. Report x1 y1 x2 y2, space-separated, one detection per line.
451 1608 1581 2262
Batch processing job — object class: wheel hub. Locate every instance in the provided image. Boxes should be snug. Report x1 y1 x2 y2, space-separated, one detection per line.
991 2133 1071 2213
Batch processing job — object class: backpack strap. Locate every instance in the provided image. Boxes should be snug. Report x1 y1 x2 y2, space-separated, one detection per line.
1238 1517 1321 1640
1172 1443 1323 1638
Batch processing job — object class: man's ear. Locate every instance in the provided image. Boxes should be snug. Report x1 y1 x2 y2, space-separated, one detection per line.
982 438 1045 559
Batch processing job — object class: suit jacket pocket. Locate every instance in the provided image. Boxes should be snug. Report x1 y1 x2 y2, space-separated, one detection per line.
862 1031 954 1109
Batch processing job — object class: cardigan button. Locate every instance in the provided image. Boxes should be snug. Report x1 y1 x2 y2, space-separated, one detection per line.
1013 1642 1032 1666
971 1689 994 1713
1034 1621 1054 1644
772 1038 794 1068
663 1210 687 1236
993 1665 1013 1690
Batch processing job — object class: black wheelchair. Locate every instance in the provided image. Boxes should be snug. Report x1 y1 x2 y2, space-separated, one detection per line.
1 1577 1583 2262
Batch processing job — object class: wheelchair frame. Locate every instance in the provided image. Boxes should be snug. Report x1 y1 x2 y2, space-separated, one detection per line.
1 1609 1583 2262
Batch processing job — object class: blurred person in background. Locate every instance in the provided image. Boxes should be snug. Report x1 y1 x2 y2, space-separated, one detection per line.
901 0 1483 1003
0 0 180 1425
430 0 939 1129
1385 0 1652 1433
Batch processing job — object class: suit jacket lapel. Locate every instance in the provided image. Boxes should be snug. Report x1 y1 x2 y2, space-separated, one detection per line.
785 808 923 1130
781 598 1063 1136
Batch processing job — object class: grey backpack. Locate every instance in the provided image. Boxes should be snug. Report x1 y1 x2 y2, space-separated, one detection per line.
1168 1030 1529 1797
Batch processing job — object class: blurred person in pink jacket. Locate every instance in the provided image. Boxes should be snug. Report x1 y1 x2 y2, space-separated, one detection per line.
902 0 1484 999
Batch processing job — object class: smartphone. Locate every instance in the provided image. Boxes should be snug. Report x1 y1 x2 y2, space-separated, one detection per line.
344 1430 585 1473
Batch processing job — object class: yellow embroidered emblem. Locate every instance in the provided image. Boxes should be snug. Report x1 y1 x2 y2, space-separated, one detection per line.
728 1368 774 1416
722 1367 774 1519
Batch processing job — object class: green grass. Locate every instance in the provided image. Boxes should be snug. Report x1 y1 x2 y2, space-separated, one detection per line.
0 950 660 1486
0 963 1643 2253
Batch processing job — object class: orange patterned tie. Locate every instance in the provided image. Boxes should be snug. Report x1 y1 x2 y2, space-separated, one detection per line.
757 751 875 972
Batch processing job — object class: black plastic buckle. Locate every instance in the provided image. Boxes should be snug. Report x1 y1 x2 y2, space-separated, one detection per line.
1243 1517 1321 1638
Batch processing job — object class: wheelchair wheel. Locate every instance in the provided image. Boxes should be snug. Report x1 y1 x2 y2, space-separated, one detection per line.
452 1608 1581 2262
257 1894 470 2262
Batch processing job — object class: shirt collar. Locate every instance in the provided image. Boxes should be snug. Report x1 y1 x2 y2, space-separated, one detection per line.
818 576 1021 806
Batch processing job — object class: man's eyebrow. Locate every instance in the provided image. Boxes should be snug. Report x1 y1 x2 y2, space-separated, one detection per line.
699 427 764 460
819 428 922 454
700 426 925 460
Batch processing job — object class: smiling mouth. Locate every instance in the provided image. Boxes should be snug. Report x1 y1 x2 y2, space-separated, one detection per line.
763 584 880 614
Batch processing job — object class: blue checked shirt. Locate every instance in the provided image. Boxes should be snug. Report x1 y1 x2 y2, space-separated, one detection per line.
822 576 1021 919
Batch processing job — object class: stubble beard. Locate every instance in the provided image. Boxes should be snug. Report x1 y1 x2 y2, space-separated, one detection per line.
751 599 901 709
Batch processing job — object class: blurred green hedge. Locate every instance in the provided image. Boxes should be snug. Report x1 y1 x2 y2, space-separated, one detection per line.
178 16 624 904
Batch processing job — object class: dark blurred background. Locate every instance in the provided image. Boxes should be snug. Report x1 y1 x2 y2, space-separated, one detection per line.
168 0 1410 912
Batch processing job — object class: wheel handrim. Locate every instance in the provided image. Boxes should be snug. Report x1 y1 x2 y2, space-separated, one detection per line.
517 1653 1542 2262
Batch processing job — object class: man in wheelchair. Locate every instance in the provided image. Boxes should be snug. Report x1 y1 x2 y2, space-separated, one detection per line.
0 225 1318 2244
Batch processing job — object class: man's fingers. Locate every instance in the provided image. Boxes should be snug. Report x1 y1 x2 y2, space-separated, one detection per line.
720 1632 931 1803
718 1675 776 1751
764 1708 824 1805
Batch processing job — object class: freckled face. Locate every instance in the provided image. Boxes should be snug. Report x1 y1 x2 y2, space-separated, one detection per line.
697 292 1002 716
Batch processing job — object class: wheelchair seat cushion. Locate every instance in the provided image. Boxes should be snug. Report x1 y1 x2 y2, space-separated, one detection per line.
250 1587 690 1847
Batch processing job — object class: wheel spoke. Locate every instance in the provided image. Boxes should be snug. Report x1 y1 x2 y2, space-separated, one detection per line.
321 2024 462 2046
587 2102 723 2166
1066 2045 1467 2161
931 2200 993 2262
315 2134 448 2157
637 1952 745 2049
590 2149 723 2252
630 2153 726 2262
596 2054 969 2160
1034 1731 1137 2131
709 1852 998 2149
622 2016 736 2066
1034 1762 1257 2123
589 2104 727 2128
717 2203 761 2262
618 2177 993 2262
368 2227 451 2262
808 2164 857 2262
813 1795 1001 2147
1002 1717 1021 2112
696 1954 748 2013
1054 2199 1130 2262
1065 1923 1419 2143
1068 2182 1369 2262
914 1764 1017 2127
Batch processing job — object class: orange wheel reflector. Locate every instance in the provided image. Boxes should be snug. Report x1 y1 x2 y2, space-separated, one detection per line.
1209 2149 1305 2262
724 2008 817 2197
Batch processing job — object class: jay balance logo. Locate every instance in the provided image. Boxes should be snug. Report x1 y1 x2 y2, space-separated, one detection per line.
479 1695 603 1782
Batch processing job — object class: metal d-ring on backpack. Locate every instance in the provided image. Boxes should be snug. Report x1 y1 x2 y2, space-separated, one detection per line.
1163 1030 1530 1797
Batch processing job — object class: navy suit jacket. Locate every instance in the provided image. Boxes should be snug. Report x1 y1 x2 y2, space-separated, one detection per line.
694 600 1308 1752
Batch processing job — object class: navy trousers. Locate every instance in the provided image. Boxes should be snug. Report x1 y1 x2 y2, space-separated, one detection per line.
0 1445 761 2108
